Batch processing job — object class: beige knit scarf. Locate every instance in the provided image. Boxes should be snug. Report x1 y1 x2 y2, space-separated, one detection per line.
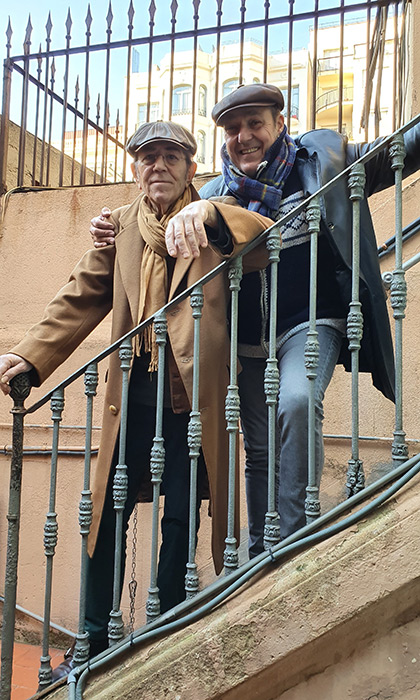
136 184 201 370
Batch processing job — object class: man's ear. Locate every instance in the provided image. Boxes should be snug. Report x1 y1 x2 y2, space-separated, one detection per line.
276 113 285 134
186 160 197 184
131 161 142 188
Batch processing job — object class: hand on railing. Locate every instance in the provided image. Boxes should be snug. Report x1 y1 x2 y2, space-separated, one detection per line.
0 353 33 396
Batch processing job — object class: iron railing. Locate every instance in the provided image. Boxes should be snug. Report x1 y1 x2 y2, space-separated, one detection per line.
1 113 420 700
0 0 412 193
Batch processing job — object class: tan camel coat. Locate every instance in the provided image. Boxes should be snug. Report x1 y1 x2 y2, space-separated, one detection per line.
12 196 272 573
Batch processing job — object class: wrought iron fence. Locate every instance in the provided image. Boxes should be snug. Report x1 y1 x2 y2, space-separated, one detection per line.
1 113 420 700
0 0 412 194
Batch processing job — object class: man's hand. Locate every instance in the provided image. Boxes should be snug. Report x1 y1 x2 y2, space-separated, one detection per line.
90 207 116 248
0 354 33 396
165 200 217 259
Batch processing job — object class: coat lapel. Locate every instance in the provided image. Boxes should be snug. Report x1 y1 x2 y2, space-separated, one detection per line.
169 255 194 301
114 216 144 325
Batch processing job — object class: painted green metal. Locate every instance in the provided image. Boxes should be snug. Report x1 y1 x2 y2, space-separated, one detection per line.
263 225 281 549
186 285 204 598
74 363 98 665
304 196 321 523
224 257 243 573
346 162 366 497
37 388 64 690
0 374 31 700
146 312 167 622
389 133 408 465
109 338 132 645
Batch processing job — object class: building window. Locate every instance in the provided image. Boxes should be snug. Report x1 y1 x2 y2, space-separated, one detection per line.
282 86 300 120
197 130 206 163
173 85 192 115
137 102 159 127
222 79 239 97
198 85 207 117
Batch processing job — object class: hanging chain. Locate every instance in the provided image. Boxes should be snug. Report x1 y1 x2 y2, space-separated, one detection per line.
128 502 139 633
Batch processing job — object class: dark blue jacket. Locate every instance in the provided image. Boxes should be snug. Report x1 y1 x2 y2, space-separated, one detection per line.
199 126 420 402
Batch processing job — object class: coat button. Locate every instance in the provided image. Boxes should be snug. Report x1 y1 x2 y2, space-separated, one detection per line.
328 222 335 230
109 404 119 415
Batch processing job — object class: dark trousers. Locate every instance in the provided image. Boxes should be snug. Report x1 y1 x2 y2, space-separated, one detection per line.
85 393 206 645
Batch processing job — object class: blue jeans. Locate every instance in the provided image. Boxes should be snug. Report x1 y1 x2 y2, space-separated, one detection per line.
238 324 343 558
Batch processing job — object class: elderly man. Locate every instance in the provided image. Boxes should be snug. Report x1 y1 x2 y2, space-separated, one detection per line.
0 121 272 668
91 84 420 562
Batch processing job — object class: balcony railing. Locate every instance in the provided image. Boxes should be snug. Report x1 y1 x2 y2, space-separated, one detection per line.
0 0 409 194
316 86 354 113
1 113 420 700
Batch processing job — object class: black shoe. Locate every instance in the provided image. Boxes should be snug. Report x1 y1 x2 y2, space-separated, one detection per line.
50 645 75 683
50 637 108 684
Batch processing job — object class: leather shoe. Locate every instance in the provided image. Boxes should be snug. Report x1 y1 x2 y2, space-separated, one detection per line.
50 637 109 683
51 646 75 683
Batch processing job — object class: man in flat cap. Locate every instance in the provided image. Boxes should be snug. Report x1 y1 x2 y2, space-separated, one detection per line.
0 121 272 672
91 85 420 563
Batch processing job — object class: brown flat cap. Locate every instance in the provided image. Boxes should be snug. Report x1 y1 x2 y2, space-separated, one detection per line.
126 120 197 157
212 83 284 125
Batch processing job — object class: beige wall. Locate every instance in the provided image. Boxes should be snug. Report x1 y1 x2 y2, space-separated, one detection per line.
1 118 97 192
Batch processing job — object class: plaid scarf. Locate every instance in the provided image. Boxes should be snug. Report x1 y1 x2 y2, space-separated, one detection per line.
221 124 297 217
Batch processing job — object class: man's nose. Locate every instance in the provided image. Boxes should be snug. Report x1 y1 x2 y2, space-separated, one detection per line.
237 126 252 143
153 154 168 169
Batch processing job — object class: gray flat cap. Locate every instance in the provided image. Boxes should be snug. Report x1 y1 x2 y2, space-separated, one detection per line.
126 121 197 157
212 83 285 125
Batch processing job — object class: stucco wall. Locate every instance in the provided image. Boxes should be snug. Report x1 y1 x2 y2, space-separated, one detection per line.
1 118 97 192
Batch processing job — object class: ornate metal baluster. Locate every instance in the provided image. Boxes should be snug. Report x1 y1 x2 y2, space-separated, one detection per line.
263 226 281 550
31 46 43 186
101 2 113 183
94 94 101 183
311 0 319 130
73 364 98 666
59 9 72 187
238 0 246 85
286 0 295 130
122 0 135 178
146 312 167 622
390 133 408 466
190 0 201 134
71 76 80 186
45 57 56 186
262 0 271 83
168 0 178 120
212 0 224 173
39 13 52 186
38 388 65 690
108 339 132 646
113 109 120 182
224 257 243 574
80 6 92 185
0 19 13 194
345 163 366 497
17 16 32 187
185 286 204 598
304 197 321 523
147 1 156 121
0 374 31 700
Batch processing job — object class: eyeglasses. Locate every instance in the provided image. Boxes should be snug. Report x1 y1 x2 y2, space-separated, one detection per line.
137 151 186 167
